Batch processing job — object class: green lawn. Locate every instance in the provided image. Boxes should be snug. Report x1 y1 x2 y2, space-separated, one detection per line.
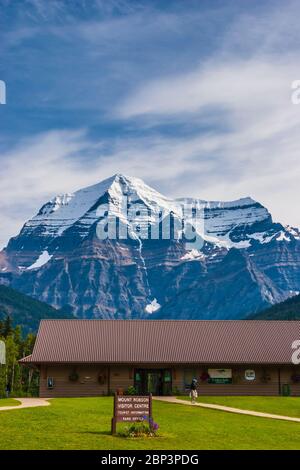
0 397 300 450
0 398 20 407
181 396 300 418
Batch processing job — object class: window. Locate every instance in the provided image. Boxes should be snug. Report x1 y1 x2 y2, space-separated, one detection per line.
135 371 141 382
47 377 54 389
163 370 172 383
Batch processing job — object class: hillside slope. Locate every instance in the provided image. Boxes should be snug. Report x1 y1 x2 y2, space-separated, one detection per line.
249 294 300 320
0 285 73 333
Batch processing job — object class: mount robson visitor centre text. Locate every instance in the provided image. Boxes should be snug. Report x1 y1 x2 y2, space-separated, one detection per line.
20 319 300 397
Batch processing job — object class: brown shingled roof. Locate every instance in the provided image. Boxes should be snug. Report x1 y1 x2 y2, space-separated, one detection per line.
20 319 300 365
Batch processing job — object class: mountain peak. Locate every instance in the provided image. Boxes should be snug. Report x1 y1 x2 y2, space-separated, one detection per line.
15 174 179 244
2 175 300 324
111 172 140 182
104 173 179 215
3 175 278 256
76 173 163 202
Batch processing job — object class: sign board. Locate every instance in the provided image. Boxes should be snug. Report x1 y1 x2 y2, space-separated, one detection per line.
208 368 232 384
245 369 256 381
111 394 152 434
0 340 5 365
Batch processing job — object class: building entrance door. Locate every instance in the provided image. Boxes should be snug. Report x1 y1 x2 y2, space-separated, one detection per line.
134 369 172 395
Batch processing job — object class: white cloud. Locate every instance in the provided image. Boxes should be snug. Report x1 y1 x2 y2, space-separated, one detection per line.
0 130 99 248
118 59 292 119
114 57 300 228
112 2 300 231
1 0 300 249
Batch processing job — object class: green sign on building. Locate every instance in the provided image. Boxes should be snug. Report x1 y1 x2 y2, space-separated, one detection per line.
208 368 232 384
208 378 232 384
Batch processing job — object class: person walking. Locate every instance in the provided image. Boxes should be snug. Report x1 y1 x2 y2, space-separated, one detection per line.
190 377 198 404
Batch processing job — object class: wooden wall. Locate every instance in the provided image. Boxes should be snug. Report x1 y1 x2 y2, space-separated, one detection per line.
39 364 109 398
173 365 300 396
39 363 300 397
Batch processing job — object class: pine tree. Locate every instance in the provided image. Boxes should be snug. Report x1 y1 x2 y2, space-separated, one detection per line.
3 315 13 338
0 324 37 398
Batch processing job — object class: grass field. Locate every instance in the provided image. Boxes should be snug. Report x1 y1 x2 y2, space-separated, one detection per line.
181 396 300 418
0 398 20 407
0 397 300 449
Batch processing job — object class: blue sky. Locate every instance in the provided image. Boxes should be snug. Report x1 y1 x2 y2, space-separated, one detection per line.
1 0 300 247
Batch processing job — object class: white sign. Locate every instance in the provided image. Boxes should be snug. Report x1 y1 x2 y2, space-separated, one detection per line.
207 369 232 384
245 369 256 381
0 340 5 365
208 368 232 379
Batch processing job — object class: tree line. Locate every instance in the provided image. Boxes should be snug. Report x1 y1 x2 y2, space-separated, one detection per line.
0 315 38 397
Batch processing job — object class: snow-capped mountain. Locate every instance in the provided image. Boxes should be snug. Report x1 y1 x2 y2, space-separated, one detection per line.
20 175 180 243
1 174 300 320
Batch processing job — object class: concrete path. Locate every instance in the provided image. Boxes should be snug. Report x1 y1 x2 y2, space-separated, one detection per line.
154 396 300 423
0 398 50 412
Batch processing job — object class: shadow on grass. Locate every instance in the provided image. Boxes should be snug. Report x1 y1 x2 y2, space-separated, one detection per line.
79 430 112 436
80 430 164 440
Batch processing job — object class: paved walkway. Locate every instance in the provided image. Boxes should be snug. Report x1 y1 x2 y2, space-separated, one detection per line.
154 396 300 423
0 398 50 412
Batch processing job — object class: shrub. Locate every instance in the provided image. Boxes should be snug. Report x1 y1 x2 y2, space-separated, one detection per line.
171 387 182 396
125 385 136 395
119 416 159 438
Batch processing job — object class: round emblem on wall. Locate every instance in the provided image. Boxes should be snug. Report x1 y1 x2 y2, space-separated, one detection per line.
245 369 255 381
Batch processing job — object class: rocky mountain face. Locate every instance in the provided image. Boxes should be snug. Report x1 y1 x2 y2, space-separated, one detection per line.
0 174 300 320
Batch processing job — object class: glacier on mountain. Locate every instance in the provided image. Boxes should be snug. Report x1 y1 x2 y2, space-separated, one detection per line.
16 174 286 254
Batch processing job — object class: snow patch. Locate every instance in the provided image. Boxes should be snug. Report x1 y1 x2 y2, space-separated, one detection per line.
203 233 251 250
248 232 274 244
145 298 161 314
181 249 206 261
177 196 269 241
248 230 291 245
286 225 300 239
276 231 291 242
177 196 257 210
290 290 300 296
27 251 53 270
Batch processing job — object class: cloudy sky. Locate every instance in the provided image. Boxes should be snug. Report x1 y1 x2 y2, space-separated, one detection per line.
0 0 300 248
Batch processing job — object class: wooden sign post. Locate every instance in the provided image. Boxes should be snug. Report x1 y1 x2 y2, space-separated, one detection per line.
111 393 152 435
